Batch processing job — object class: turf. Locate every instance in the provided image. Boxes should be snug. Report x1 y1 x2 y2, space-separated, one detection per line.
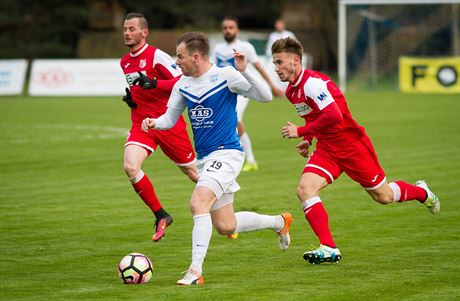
1 93 459 300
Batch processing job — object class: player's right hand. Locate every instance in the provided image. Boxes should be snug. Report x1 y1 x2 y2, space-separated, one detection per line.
296 140 311 158
122 87 136 109
141 118 156 132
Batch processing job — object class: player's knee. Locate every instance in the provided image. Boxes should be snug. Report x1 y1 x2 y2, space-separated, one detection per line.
296 184 317 202
215 223 236 235
123 161 140 178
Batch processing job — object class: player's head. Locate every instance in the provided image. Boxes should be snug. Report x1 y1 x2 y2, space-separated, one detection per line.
274 19 286 32
176 31 210 77
123 12 149 49
271 37 303 83
222 16 239 43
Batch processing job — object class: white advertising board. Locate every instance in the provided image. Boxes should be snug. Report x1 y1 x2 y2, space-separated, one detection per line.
0 59 28 95
29 59 126 96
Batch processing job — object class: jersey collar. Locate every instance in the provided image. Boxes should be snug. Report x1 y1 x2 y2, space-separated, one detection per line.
292 68 305 87
130 43 148 57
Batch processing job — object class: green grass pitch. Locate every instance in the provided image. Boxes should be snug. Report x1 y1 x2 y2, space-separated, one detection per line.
1 93 459 300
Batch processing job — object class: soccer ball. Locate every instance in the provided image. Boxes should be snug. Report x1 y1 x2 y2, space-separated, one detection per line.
118 253 153 284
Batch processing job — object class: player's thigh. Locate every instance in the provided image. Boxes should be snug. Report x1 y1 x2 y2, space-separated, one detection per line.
297 172 329 200
299 148 341 200
123 124 156 175
236 96 249 122
190 185 218 215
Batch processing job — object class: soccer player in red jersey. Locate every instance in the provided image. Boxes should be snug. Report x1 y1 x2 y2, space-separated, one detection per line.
120 13 198 242
271 37 440 264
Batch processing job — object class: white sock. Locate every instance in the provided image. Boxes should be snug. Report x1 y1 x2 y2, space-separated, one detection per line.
389 182 401 202
190 214 212 275
240 133 256 164
234 211 284 233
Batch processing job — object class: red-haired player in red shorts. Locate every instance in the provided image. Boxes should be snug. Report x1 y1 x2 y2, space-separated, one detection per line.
272 37 440 264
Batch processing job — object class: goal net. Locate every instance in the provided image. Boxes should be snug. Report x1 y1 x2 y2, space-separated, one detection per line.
338 0 460 92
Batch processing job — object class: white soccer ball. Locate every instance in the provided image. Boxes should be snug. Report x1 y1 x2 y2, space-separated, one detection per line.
118 253 153 284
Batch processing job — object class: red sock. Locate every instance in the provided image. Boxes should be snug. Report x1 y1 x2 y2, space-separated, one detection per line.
303 198 336 248
391 181 427 202
132 173 163 212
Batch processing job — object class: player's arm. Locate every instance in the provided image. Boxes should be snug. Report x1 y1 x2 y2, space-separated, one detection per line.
141 85 186 132
252 62 284 97
282 104 343 139
229 50 272 102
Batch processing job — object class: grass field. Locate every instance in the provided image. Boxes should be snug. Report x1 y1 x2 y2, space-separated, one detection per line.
1 93 459 301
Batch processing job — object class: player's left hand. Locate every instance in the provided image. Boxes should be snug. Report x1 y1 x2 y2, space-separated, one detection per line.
233 48 248 72
132 71 157 89
122 87 136 109
141 118 156 132
296 140 311 158
281 121 299 139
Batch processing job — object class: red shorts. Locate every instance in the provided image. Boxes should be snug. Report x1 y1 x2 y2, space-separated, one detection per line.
125 116 196 166
303 133 386 190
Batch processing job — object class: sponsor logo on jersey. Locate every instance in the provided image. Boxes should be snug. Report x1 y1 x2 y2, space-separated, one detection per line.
126 72 140 86
294 102 313 116
190 105 213 122
316 92 327 101
139 59 146 68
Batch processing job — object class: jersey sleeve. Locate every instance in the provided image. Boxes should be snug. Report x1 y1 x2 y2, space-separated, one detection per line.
226 67 271 102
304 77 335 110
167 83 187 112
153 49 182 79
244 42 259 64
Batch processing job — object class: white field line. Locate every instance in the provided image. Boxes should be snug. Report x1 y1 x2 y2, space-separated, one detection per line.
1 123 129 144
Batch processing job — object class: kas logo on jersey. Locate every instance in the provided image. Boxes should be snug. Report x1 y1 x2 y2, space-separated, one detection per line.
139 59 147 68
190 105 213 122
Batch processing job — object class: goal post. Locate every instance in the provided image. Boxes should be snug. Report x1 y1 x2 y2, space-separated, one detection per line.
338 0 460 92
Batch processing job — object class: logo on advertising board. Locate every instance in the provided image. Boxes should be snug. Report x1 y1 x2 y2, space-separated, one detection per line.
36 68 72 86
400 56 460 93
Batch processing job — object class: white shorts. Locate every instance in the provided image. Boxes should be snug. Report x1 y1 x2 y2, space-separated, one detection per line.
236 95 249 122
196 149 245 200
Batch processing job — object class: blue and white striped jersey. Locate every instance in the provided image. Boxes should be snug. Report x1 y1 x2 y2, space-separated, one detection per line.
167 65 265 159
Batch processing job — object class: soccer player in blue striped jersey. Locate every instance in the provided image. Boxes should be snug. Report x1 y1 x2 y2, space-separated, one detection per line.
142 31 293 286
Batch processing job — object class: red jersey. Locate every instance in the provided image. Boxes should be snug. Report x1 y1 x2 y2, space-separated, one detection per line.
120 44 181 123
285 69 365 141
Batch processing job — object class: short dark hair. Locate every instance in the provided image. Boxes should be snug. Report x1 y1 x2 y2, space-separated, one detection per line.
125 12 149 29
271 37 303 60
223 16 239 27
177 31 209 57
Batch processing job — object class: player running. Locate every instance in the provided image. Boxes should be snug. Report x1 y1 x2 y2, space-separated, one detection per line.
271 37 440 264
142 32 293 285
120 13 198 242
212 16 284 172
